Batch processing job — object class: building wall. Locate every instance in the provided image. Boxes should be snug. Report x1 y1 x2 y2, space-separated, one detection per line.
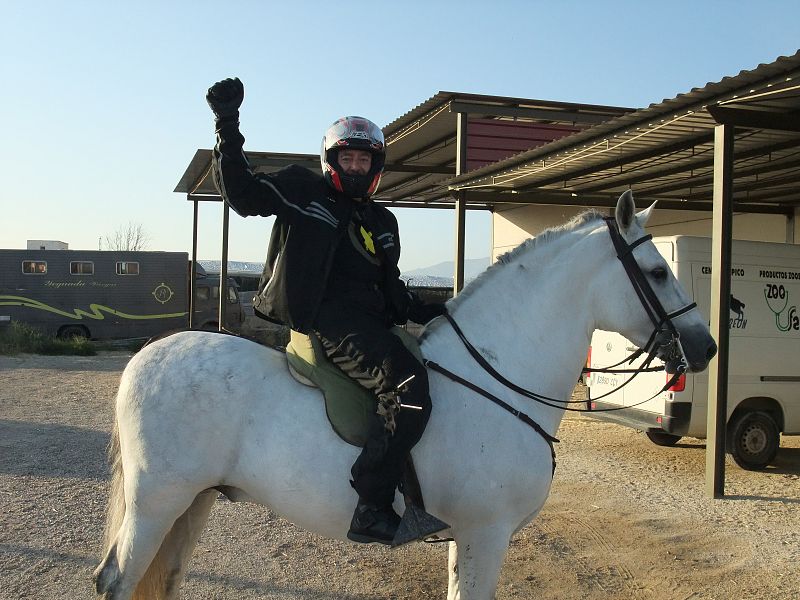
492 204 800 262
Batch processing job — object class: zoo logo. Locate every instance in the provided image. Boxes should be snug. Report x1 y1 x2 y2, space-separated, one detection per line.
152 283 175 304
764 283 799 332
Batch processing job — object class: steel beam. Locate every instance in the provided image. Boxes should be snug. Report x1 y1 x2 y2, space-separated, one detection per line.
386 163 454 174
456 189 791 214
708 105 800 132
449 100 616 124
188 193 222 202
376 200 492 211
706 124 735 499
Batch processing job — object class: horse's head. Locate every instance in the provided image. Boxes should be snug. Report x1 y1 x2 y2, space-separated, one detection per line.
595 190 717 373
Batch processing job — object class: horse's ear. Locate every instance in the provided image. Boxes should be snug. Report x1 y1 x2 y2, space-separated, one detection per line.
636 201 658 228
615 190 635 233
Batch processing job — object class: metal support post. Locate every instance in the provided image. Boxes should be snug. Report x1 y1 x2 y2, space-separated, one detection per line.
455 192 466 293
219 202 230 331
454 112 468 295
189 197 199 329
706 123 734 499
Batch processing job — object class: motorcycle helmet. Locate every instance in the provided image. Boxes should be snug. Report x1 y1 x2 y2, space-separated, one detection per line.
320 116 385 198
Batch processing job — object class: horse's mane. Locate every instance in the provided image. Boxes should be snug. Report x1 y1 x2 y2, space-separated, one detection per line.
446 209 606 311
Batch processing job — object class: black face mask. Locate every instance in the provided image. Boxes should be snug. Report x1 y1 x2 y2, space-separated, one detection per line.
336 172 374 200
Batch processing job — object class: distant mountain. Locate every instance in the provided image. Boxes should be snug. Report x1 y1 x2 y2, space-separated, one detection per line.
199 260 264 274
199 257 491 289
403 257 490 279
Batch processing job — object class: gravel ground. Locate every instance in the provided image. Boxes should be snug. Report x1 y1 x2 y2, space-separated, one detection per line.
1 351 798 599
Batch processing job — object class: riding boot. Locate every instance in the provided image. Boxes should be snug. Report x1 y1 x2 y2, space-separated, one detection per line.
347 500 402 544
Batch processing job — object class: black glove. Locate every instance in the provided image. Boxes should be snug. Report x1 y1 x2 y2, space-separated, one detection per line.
206 77 244 120
407 298 447 325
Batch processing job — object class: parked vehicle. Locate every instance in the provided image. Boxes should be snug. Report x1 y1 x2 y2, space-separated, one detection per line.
586 235 800 470
0 249 242 340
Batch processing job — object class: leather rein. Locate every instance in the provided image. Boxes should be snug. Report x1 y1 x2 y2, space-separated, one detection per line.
423 218 698 474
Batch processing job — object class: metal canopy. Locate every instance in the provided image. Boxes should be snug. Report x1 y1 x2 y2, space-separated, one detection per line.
174 91 633 210
446 51 800 215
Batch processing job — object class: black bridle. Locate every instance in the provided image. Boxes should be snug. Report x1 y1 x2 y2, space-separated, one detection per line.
423 217 700 473
601 217 696 371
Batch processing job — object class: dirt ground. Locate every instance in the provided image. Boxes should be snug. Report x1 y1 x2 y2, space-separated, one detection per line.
1 351 798 600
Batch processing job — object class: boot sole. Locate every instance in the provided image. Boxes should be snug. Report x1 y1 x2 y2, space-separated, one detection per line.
346 531 393 545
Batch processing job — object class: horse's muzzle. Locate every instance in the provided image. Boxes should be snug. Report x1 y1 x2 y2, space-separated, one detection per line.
660 330 717 374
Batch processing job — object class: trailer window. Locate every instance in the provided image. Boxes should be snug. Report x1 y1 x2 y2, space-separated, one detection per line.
116 261 140 275
70 261 94 275
22 260 47 274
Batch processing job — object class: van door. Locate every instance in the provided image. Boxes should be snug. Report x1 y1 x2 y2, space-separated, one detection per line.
587 330 633 409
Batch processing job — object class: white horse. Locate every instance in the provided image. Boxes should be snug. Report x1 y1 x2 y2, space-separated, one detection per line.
93 191 716 600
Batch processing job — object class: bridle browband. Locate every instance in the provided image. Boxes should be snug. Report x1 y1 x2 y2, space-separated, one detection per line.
423 216 700 474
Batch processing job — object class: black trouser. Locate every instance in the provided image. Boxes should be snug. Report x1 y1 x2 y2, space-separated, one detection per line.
314 303 431 507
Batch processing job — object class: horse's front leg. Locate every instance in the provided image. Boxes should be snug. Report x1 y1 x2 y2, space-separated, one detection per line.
447 541 460 600
450 524 512 600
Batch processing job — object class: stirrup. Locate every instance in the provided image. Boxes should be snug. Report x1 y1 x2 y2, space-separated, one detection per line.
390 504 450 548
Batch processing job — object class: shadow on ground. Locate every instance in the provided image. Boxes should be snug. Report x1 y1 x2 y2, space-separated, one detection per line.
0 419 110 480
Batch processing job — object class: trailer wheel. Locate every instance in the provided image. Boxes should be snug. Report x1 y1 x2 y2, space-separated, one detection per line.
645 429 681 446
727 411 779 470
58 325 89 340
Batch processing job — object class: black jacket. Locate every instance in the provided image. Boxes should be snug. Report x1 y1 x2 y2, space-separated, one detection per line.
212 121 412 333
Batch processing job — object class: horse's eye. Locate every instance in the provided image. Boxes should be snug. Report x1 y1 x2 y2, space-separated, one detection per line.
651 267 667 281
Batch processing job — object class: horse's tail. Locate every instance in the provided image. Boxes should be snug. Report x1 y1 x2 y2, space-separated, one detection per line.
96 423 168 599
101 423 125 554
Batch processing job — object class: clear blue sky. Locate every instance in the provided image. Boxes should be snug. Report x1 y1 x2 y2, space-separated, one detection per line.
2 1 798 271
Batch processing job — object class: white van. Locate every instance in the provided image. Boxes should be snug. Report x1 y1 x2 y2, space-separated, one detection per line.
586 236 800 470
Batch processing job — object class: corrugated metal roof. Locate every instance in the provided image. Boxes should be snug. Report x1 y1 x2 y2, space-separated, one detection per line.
447 51 800 212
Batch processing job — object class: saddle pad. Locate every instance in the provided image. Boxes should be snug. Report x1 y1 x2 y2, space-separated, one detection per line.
286 327 423 447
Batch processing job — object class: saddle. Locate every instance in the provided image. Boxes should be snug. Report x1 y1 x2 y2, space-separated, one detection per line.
285 326 422 446
285 327 449 546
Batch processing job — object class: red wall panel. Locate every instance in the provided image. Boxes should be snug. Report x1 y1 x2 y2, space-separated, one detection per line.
466 118 581 172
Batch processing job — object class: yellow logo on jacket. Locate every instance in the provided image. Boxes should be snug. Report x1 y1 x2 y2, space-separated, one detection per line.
359 226 375 254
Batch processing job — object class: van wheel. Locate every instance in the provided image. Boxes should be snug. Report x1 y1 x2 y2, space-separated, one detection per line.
645 429 681 446
727 411 779 470
58 325 89 339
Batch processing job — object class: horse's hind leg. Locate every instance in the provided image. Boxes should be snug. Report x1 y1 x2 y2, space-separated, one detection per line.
160 489 218 599
449 524 512 600
94 484 200 600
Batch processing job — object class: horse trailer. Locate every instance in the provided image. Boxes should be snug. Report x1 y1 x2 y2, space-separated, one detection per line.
0 249 243 340
586 235 800 470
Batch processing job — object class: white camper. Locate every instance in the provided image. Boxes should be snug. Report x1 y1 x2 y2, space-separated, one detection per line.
586 235 800 470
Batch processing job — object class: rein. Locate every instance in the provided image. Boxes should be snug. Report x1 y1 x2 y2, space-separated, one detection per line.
423 217 699 462
424 357 558 475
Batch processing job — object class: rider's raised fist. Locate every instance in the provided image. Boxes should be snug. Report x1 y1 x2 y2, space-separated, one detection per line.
206 77 244 120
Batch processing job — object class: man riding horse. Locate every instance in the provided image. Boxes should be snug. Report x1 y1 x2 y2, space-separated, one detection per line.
206 78 445 544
